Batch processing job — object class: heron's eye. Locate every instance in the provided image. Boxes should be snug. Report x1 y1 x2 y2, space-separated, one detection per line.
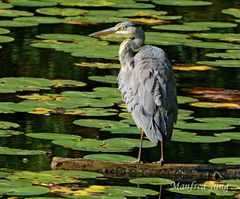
117 26 124 31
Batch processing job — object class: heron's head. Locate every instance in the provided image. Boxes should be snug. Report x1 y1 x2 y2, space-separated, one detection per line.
89 21 143 39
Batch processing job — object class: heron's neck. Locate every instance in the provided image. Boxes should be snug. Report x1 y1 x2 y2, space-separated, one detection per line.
119 29 145 70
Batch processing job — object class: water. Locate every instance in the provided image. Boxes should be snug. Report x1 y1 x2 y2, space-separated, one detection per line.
0 0 239 198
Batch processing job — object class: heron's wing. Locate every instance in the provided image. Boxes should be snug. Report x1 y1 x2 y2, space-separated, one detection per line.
131 45 177 142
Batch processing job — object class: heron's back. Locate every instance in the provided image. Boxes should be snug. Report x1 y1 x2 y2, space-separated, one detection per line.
118 45 177 143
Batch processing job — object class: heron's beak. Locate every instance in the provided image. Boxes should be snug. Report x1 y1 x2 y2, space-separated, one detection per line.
89 27 117 38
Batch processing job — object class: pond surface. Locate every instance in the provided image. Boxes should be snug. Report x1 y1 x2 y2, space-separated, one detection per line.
0 0 240 198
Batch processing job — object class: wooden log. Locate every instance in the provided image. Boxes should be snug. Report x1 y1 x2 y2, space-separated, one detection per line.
51 157 240 181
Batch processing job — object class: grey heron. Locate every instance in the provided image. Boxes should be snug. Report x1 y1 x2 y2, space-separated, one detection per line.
90 21 178 164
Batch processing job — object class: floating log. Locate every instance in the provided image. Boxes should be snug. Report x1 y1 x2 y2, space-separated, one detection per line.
51 157 240 181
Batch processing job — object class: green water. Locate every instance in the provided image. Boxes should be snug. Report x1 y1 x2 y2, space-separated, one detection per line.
0 0 240 198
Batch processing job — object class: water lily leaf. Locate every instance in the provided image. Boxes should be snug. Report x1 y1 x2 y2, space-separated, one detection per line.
36 7 87 17
88 75 117 84
11 0 57 7
65 108 118 117
173 64 215 71
105 186 158 197
0 28 10 34
4 186 50 196
73 119 127 129
214 132 240 141
26 133 82 140
51 79 86 87
177 109 194 120
0 121 19 129
75 62 120 69
84 154 137 162
14 16 65 24
101 126 139 134
0 2 13 9
0 35 14 43
197 60 240 67
222 8 240 18
0 20 38 27
105 138 157 148
52 138 132 152
205 50 240 59
195 117 240 126
184 40 240 49
130 177 174 185
0 147 45 155
190 101 240 109
193 33 240 43
209 157 240 165
117 9 167 17
152 0 212 6
172 134 230 143
93 87 121 98
129 17 167 25
0 9 33 17
0 130 23 137
177 96 198 104
175 122 234 131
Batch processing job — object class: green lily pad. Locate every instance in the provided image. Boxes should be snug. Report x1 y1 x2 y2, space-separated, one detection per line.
88 75 117 84
172 134 230 143
101 126 139 134
73 119 127 129
84 154 137 162
0 28 10 34
209 157 240 165
11 0 57 7
36 7 87 17
184 40 240 49
64 108 118 117
105 186 158 197
197 60 240 68
75 62 120 69
222 8 240 18
0 20 38 27
0 121 19 129
175 122 234 131
192 33 240 42
0 147 45 155
190 101 240 109
0 130 23 137
0 9 33 17
51 79 86 87
14 16 65 24
205 50 240 59
93 87 121 98
0 2 13 9
195 117 240 126
26 133 82 140
152 0 212 6
105 138 157 148
130 177 174 185
177 96 198 104
0 35 14 43
214 132 240 141
52 138 132 152
177 109 194 121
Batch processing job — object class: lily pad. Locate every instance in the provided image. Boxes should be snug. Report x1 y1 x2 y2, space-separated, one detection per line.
101 126 139 134
130 177 174 185
26 133 82 140
64 108 118 117
0 121 19 129
52 79 86 87
0 28 10 34
175 122 234 131
0 20 38 27
0 130 23 137
209 157 240 165
0 9 33 17
177 96 198 104
190 101 240 109
11 0 57 7
0 35 14 43
88 75 117 84
73 119 127 129
184 40 240 49
105 138 157 148
36 7 87 17
0 147 45 155
222 8 240 18
205 50 240 59
84 154 137 162
152 0 212 6
193 33 240 42
214 132 240 141
14 16 65 24
75 62 120 69
0 2 13 9
195 117 240 126
197 60 240 67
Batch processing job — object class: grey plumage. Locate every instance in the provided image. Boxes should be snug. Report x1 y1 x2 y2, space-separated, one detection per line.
90 21 178 163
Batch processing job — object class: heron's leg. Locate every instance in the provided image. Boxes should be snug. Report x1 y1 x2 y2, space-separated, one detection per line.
159 141 164 165
137 129 144 162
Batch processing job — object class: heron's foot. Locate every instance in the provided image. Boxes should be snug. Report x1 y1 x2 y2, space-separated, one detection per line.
132 159 143 164
154 159 164 166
